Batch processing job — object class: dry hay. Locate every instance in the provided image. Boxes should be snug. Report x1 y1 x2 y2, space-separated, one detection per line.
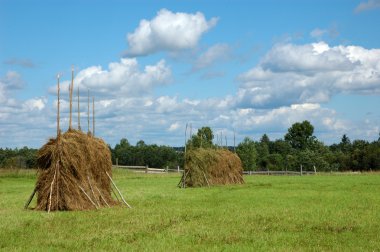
180 148 244 187
35 129 117 211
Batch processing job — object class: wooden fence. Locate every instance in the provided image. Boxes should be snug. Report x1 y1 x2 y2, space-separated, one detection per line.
112 165 183 174
243 170 316 176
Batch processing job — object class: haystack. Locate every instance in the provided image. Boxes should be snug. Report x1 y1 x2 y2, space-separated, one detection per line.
33 129 116 211
180 148 244 187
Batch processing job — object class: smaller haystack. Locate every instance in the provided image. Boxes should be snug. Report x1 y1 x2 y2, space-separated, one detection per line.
33 129 118 211
179 148 244 187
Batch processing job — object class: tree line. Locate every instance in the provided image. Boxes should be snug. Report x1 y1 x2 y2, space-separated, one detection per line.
235 121 380 172
1 120 379 171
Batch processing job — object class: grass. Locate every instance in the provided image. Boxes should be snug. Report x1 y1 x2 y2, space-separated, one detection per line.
1 169 379 251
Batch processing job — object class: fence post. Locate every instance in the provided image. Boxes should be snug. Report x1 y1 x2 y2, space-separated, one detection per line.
300 164 303 176
313 165 317 175
116 158 118 168
145 165 148 174
177 165 179 173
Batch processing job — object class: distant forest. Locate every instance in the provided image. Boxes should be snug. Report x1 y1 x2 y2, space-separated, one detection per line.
1 121 380 171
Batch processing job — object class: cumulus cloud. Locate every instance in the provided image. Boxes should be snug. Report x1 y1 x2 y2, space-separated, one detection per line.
52 58 171 97
0 71 25 103
355 0 380 13
0 72 51 147
237 41 380 108
1 71 25 90
124 9 218 56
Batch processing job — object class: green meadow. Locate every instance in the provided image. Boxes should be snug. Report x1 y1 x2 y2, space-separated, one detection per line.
0 169 379 251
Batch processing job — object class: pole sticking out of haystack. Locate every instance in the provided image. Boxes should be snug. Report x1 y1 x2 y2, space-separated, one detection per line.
233 128 236 153
87 89 90 133
106 171 131 208
77 85 81 131
92 97 95 137
69 65 74 130
57 74 60 138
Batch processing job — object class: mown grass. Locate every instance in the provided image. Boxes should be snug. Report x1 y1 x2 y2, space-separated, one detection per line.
0 169 379 251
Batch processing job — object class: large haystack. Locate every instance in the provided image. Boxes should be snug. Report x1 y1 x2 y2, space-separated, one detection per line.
180 148 244 187
34 129 116 211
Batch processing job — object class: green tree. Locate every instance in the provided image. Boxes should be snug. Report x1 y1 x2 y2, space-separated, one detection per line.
285 120 315 150
187 126 214 149
256 135 270 170
236 137 257 171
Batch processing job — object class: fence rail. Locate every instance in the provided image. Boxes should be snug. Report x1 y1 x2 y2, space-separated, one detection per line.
243 170 316 176
112 165 183 174
113 165 315 176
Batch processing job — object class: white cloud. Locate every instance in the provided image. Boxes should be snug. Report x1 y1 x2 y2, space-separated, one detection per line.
125 9 218 56
310 28 327 39
168 122 180 132
51 58 171 97
1 71 25 91
23 98 47 111
193 43 231 70
355 0 380 13
237 41 380 108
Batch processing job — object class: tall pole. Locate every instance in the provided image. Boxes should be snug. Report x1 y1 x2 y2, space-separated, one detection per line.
69 65 74 129
233 128 236 153
92 97 95 137
87 89 90 133
57 74 60 138
77 85 81 130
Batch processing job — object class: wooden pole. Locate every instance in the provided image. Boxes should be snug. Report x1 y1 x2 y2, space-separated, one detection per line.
111 186 120 203
69 65 74 129
87 89 90 133
24 187 37 209
202 171 210 187
95 186 110 207
48 167 57 213
233 128 236 153
105 171 131 208
77 85 81 130
92 97 95 137
87 176 100 207
57 74 60 138
78 185 98 209
300 164 303 176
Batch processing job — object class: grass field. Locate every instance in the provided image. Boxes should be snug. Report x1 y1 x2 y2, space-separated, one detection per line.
0 169 379 251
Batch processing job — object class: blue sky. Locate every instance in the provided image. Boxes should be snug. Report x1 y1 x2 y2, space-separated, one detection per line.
1 0 380 148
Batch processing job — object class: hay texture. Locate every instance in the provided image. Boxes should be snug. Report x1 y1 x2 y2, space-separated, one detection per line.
181 148 244 187
35 129 116 211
